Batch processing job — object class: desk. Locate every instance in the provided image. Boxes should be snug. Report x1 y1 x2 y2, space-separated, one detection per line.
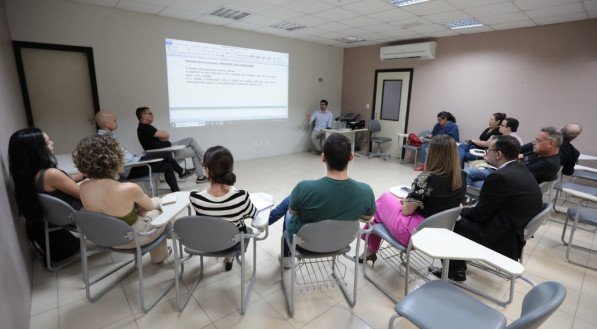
145 145 186 154
410 228 524 306
152 191 274 232
325 128 368 154
56 153 79 175
579 154 597 161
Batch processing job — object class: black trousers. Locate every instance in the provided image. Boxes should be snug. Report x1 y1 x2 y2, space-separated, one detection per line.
125 152 184 192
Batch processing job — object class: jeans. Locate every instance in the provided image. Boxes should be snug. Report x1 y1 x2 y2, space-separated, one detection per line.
463 167 496 189
126 153 183 192
419 142 429 163
269 196 290 225
458 144 483 168
311 130 325 152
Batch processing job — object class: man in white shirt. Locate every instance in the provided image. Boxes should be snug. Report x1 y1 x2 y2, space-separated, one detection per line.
309 99 334 154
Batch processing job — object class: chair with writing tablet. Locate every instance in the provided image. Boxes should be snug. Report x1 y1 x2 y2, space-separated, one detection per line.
119 158 162 197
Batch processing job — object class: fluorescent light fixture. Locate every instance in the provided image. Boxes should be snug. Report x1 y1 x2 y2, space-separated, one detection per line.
387 0 429 7
210 8 251 20
443 18 483 30
336 36 365 43
270 21 306 31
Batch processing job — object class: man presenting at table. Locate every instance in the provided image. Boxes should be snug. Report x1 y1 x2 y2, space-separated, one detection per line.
443 135 542 282
136 106 208 183
309 99 334 155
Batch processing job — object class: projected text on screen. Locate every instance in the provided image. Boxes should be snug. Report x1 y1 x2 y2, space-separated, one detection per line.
165 38 289 127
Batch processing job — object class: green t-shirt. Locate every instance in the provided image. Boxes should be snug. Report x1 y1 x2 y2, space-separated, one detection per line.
286 177 376 237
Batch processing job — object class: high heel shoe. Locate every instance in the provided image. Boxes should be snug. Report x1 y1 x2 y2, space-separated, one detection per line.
357 253 377 267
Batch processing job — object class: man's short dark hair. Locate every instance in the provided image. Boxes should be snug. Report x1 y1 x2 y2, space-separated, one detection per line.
323 133 351 171
504 117 519 132
493 135 520 160
135 107 149 120
320 99 328 105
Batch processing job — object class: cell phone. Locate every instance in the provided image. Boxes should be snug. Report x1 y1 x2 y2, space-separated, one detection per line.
401 187 411 192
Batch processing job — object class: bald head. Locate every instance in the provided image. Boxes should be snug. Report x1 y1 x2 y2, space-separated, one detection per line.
95 110 118 132
562 123 582 141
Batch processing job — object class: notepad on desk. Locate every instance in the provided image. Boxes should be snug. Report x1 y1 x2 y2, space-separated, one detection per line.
250 193 274 213
390 185 411 199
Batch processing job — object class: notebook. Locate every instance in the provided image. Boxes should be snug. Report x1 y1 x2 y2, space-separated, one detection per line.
160 193 177 206
390 185 411 199
250 193 274 213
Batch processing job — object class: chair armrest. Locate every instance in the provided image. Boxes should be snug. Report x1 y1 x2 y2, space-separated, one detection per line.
562 187 597 203
144 145 185 153
470 149 486 157
574 164 597 174
126 158 163 168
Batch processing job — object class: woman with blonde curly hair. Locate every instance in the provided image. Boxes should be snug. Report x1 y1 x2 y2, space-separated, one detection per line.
73 135 168 263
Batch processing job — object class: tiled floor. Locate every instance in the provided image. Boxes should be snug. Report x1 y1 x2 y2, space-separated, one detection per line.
29 152 597 329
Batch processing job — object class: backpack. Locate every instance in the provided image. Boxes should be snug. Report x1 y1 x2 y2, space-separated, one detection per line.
407 133 423 147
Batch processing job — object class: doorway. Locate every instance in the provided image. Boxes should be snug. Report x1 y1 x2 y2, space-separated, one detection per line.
13 41 100 155
371 69 413 158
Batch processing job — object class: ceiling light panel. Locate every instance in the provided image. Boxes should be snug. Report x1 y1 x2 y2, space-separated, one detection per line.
270 21 307 31
210 7 251 20
336 36 366 43
442 18 483 29
387 0 430 7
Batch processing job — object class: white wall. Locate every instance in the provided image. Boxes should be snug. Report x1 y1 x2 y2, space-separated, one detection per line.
6 0 344 160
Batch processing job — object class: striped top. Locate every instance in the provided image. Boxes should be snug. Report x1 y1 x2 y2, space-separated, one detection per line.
189 187 257 232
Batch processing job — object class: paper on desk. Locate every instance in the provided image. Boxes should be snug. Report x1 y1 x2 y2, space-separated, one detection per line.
250 193 274 212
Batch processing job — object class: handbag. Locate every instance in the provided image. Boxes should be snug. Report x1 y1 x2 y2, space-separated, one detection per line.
407 133 423 147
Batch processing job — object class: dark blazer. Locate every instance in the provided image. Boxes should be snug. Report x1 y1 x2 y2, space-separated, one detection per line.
456 161 542 260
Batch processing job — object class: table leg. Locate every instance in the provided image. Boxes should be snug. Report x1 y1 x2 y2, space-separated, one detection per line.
442 259 450 282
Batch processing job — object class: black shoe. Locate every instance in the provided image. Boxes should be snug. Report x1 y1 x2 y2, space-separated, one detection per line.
224 259 233 271
356 253 377 267
196 175 208 184
428 266 466 282
179 168 196 179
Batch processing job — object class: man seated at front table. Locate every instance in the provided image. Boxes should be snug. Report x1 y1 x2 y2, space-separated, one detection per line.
465 125 561 188
96 110 195 192
136 106 208 183
435 135 542 282
308 99 334 155
280 133 376 268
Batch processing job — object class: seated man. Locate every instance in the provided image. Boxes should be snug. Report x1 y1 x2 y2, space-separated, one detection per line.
308 99 334 154
96 110 194 192
280 133 376 267
135 106 207 183
499 117 523 145
465 125 561 188
558 123 581 176
443 136 543 281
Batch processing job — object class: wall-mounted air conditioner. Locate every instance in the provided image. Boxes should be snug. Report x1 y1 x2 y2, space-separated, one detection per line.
380 41 437 61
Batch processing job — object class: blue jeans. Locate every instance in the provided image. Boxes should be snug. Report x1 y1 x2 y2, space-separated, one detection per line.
269 196 290 225
463 167 496 189
458 144 483 168
419 142 429 163
283 213 292 256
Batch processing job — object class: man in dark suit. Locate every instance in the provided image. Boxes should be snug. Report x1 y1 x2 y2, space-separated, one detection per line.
446 135 542 281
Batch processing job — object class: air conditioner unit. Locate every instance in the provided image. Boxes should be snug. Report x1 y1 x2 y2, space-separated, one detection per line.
380 41 437 61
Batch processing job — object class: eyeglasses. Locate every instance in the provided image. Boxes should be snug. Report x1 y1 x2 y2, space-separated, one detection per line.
499 124 508 128
534 138 551 144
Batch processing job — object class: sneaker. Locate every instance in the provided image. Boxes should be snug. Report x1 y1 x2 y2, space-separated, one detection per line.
195 175 208 184
179 168 196 179
428 266 466 282
279 255 293 269
414 164 425 171
224 257 234 271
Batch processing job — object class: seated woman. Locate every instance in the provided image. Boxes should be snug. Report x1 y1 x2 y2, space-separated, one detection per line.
73 135 168 263
415 111 459 171
9 128 84 262
457 112 505 168
189 146 257 271
362 134 467 265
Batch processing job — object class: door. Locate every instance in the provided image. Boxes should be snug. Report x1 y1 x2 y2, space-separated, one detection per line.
372 69 413 158
14 42 100 155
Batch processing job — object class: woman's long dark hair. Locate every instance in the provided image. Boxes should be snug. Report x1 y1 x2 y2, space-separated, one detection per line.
8 128 56 222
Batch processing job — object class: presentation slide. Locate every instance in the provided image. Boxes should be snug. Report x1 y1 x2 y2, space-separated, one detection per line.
165 38 289 127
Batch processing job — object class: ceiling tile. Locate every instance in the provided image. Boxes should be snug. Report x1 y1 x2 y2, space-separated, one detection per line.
424 10 471 23
313 7 360 20
73 0 119 7
365 22 402 32
491 20 536 30
513 0 580 11
342 27 370 36
401 0 457 16
338 15 382 27
446 0 509 9
292 14 332 26
158 8 202 20
395 17 432 29
368 8 416 22
225 0 275 12
126 0 173 6
478 12 529 25
169 0 224 14
343 0 397 15
533 12 588 24
226 21 261 30
239 14 281 26
584 0 597 11
464 1 519 17
318 21 355 32
525 2 585 19
359 32 391 40
116 0 163 14
381 28 421 38
281 0 335 14
318 0 362 6
290 26 329 35
194 14 234 26
409 23 450 33
260 6 306 19
260 0 294 5
429 29 459 37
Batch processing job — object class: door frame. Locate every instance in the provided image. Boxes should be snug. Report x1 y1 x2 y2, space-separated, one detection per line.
12 41 100 127
370 68 414 156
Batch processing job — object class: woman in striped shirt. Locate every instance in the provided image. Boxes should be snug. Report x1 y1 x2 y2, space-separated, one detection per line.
189 145 257 271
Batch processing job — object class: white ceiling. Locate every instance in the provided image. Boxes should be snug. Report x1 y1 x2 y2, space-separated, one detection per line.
72 0 597 47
